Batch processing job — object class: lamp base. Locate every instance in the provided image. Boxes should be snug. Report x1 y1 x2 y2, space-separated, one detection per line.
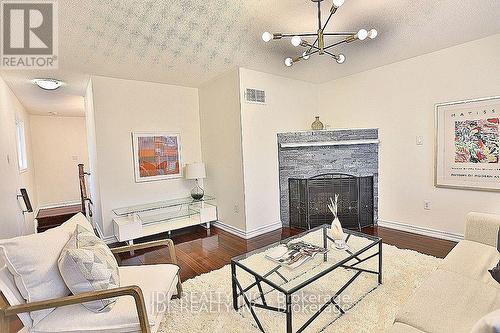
191 180 204 200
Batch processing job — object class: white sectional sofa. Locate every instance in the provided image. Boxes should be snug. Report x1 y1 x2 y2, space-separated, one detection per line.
389 212 500 333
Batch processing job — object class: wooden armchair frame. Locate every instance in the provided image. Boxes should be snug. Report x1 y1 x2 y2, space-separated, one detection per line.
0 239 181 333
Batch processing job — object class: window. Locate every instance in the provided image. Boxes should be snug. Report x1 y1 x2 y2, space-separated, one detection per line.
15 120 27 172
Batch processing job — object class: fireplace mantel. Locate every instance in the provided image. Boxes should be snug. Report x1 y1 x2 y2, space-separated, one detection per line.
280 139 380 148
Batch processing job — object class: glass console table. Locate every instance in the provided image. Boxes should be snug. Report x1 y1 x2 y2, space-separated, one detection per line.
112 196 217 242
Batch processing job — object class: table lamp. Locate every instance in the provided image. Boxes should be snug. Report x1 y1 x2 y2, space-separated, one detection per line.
185 162 206 200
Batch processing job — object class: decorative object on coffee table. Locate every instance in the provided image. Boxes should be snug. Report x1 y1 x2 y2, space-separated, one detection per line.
329 194 346 249
311 116 324 130
266 241 327 269
185 162 206 199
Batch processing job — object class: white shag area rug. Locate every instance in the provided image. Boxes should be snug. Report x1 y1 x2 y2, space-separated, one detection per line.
158 237 441 333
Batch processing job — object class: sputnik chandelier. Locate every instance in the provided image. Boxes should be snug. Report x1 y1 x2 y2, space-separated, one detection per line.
262 0 378 67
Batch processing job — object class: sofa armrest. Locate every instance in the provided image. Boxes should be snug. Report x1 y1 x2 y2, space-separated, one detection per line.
111 239 177 264
465 212 500 248
0 286 150 333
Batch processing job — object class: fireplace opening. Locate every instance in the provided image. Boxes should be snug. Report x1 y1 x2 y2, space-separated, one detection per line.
289 173 374 230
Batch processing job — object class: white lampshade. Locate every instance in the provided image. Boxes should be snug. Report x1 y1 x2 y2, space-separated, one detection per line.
185 163 206 180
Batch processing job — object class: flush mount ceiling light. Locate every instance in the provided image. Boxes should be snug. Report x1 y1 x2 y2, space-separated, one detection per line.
32 78 64 91
262 0 378 67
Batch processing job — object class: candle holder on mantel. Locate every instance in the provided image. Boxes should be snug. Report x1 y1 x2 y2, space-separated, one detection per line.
311 116 324 131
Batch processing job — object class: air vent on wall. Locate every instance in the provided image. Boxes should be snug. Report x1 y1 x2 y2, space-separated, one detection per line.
245 88 266 104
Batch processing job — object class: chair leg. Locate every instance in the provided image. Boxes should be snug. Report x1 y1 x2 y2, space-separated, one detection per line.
0 311 8 333
175 272 183 298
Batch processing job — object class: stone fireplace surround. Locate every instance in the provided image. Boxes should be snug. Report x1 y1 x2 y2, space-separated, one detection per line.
277 128 379 226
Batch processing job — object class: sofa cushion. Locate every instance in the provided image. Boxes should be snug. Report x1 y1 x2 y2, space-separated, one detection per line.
471 309 500 333
395 269 500 333
0 213 94 326
31 264 179 333
58 225 120 312
439 240 500 287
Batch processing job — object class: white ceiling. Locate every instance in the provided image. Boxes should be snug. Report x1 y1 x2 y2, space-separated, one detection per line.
0 70 88 116
2 0 500 116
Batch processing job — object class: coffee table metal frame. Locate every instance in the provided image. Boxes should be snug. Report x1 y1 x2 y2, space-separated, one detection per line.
230 225 382 333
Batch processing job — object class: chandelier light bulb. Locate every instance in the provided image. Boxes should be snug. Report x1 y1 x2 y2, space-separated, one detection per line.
302 51 310 60
356 29 368 41
291 36 302 47
336 54 346 64
262 32 273 42
368 29 378 39
284 57 294 67
332 0 345 8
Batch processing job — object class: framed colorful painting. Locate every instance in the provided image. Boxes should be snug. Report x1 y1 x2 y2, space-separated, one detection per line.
132 132 182 182
435 96 500 192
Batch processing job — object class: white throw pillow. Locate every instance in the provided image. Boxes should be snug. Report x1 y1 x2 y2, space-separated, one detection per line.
471 309 500 333
60 212 94 232
58 225 120 312
0 226 72 325
0 212 94 325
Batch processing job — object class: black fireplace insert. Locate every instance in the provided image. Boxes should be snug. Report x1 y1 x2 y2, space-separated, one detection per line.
289 173 374 230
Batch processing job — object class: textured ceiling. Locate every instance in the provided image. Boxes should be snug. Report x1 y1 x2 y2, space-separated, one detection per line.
3 0 500 115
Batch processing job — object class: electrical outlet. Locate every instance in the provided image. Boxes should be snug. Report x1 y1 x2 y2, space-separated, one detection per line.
424 200 431 210
233 204 239 214
416 136 424 146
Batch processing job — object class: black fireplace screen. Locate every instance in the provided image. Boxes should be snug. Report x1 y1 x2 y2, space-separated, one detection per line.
289 173 374 230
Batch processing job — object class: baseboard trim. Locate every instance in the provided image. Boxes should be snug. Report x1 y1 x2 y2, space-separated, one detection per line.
38 201 81 210
103 235 118 244
246 221 283 239
212 221 247 238
212 221 283 240
378 219 463 243
94 223 117 244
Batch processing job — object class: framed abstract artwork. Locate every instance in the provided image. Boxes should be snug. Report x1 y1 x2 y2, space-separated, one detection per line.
435 96 500 192
132 132 182 182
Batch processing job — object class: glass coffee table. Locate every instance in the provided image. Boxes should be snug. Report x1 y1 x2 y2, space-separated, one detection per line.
231 225 382 333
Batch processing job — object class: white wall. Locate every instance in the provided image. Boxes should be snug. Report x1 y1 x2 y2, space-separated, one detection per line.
30 115 89 207
90 76 202 237
199 69 247 231
239 68 319 232
318 33 500 235
0 75 38 238
84 79 104 234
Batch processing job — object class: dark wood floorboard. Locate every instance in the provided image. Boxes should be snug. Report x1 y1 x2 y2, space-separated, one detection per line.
115 225 457 282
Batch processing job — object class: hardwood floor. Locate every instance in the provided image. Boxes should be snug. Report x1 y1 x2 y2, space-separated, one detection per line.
115 225 458 282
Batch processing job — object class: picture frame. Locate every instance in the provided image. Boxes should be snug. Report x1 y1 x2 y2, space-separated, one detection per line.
132 132 182 183
435 96 500 192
